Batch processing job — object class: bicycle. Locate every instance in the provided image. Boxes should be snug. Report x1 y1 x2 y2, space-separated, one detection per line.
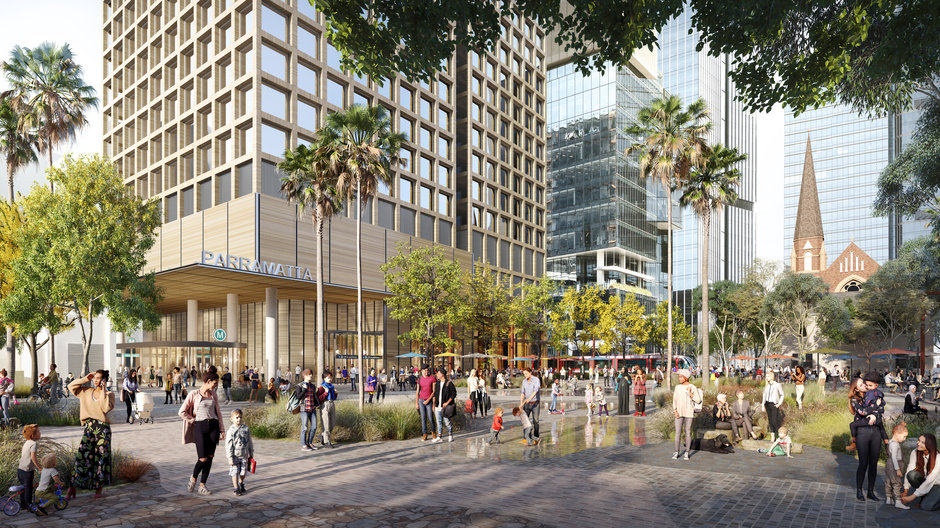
1 482 68 516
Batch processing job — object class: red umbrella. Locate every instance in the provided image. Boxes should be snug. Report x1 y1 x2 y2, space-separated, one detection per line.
871 349 917 356
765 354 797 360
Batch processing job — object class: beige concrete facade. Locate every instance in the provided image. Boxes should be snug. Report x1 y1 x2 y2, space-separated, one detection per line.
102 0 546 374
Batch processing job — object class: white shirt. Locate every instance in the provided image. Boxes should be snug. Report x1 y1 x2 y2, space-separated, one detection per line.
37 468 59 492
905 450 940 497
467 376 479 392
295 366 301 374
762 381 784 406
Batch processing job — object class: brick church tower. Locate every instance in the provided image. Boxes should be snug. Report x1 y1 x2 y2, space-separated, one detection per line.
790 137 827 275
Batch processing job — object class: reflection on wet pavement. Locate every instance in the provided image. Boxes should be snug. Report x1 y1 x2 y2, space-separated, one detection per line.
461 415 660 460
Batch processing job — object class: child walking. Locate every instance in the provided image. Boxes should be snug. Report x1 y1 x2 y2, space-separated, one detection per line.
595 385 609 416
225 409 254 496
886 422 910 509
513 406 538 445
488 407 504 444
584 384 596 416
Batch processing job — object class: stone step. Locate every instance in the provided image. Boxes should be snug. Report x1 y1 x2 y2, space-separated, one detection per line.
702 427 762 440
740 438 804 454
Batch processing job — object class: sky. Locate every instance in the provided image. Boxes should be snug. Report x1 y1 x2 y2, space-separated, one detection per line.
0 1 786 263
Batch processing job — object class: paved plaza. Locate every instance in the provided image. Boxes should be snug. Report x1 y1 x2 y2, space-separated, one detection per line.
8 387 939 527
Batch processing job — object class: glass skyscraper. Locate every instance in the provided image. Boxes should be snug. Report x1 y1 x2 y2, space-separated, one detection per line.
783 106 891 265
546 60 669 307
658 10 757 324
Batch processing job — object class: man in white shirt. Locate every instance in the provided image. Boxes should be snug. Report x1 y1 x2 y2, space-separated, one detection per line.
295 365 302 383
350 366 358 392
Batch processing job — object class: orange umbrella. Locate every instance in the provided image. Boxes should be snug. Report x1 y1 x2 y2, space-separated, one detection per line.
765 354 797 360
871 348 917 356
730 355 755 360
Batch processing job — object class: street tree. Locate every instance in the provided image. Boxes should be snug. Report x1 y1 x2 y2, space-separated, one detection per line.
766 271 829 361
648 301 694 361
279 142 343 382
626 95 711 388
681 144 745 378
510 276 557 360
326 105 405 410
0 202 23 380
24 155 162 375
695 280 746 372
604 294 649 356
460 264 513 358
382 243 463 357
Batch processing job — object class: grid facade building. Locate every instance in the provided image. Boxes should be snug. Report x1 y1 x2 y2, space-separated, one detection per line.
545 60 669 307
658 9 757 325
99 0 546 374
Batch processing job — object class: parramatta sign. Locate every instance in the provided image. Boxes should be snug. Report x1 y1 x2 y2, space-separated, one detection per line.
201 251 313 281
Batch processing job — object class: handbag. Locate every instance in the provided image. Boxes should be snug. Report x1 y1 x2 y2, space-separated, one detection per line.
248 457 256 474
443 402 457 418
484 394 491 410
465 399 473 413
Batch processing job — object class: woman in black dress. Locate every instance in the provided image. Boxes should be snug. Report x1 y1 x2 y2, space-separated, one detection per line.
616 368 631 415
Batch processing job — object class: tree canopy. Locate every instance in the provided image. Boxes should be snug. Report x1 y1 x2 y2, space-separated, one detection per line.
315 0 939 115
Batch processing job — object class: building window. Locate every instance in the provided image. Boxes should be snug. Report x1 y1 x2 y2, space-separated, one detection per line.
182 186 194 217
198 178 212 211
261 44 288 79
261 84 287 119
237 161 252 197
166 192 178 221
261 124 287 156
298 62 318 95
217 170 231 204
261 4 288 42
327 78 345 107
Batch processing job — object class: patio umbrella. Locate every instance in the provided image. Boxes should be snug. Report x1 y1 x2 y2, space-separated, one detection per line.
510 357 537 362
730 355 755 360
871 349 917 356
810 347 849 355
765 354 797 360
395 352 427 358
435 352 462 357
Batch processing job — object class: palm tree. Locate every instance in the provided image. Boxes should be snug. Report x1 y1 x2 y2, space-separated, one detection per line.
278 142 343 385
626 96 711 389
680 144 745 386
0 99 38 202
1 42 98 188
323 105 405 410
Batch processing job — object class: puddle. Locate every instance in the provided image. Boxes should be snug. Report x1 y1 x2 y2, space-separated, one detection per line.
460 415 660 460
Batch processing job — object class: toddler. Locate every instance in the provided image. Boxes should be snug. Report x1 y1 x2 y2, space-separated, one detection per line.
512 406 537 445
759 426 793 457
595 385 609 416
886 422 909 509
35 453 63 506
225 409 254 496
584 384 596 416
488 407 504 444
847 377 888 451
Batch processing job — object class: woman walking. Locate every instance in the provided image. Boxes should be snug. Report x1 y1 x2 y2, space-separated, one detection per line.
794 366 806 410
377 368 388 402
366 368 378 404
762 371 785 441
633 368 648 416
121 369 140 424
179 371 225 495
67 370 115 499
467 369 480 418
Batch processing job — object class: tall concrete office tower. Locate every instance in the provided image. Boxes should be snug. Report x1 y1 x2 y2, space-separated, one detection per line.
658 9 757 325
99 0 546 375
545 44 670 310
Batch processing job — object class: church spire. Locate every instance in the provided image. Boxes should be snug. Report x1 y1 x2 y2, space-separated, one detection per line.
793 136 824 241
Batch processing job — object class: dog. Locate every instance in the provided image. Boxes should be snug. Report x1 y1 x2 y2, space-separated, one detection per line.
690 434 735 454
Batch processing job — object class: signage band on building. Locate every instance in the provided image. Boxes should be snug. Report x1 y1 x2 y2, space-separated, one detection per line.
201 251 313 281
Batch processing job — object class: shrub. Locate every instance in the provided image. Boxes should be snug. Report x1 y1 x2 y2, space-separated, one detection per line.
115 458 154 482
8 402 80 427
230 386 266 403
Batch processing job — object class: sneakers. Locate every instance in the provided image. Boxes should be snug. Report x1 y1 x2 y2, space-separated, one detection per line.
233 488 242 496
431 436 443 443
671 451 680 460
682 452 690 461
448 435 453 443
197 485 211 495
187 478 196 493
310 444 320 450
302 445 313 451
239 482 246 494
895 499 910 510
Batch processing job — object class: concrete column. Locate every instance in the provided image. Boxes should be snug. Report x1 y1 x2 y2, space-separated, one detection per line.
227 293 239 371
265 288 278 382
596 249 604 285
187 300 199 369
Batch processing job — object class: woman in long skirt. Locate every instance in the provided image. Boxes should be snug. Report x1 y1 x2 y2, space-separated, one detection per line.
67 370 115 499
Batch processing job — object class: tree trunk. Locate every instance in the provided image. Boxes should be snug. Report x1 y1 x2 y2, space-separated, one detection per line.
701 211 711 390
7 162 13 203
4 327 14 387
80 309 94 376
666 182 674 390
315 214 326 384
356 181 364 411
28 334 38 391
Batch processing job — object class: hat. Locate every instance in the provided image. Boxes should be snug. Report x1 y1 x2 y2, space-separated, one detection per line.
678 369 691 379
862 371 881 383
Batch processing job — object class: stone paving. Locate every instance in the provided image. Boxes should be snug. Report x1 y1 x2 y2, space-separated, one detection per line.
5 386 938 527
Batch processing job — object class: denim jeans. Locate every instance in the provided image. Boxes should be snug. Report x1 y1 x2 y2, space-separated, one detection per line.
0 394 9 423
906 470 940 511
222 387 232 402
549 394 557 411
523 401 540 438
434 407 452 436
301 410 318 446
418 400 434 435
173 383 182 402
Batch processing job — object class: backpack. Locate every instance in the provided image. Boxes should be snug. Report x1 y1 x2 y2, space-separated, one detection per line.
286 391 301 415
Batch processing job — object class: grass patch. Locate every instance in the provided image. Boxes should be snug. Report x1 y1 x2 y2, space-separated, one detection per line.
243 401 466 442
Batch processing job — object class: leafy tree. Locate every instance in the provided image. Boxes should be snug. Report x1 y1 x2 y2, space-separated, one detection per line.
604 294 650 355
460 264 513 358
315 0 938 115
853 257 934 356
324 105 405 410
0 202 22 380
22 155 162 374
382 243 462 357
510 276 557 359
279 142 343 383
0 99 37 202
681 144 744 377
817 295 853 346
736 260 786 359
766 271 829 360
694 280 745 372
648 300 694 357
1 42 97 179
626 95 710 388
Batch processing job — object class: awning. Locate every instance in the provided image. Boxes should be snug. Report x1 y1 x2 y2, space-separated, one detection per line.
116 341 247 350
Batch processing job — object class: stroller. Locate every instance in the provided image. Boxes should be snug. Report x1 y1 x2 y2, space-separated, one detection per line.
134 391 155 424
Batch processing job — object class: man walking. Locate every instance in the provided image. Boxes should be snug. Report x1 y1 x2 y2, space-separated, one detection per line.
350 365 358 392
520 367 541 440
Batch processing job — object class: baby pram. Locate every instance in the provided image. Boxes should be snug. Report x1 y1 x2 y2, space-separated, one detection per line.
134 391 155 424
